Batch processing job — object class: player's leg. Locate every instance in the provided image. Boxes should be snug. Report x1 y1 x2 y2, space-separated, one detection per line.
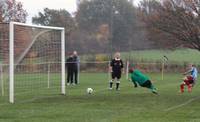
109 72 115 90
71 68 74 85
180 82 185 93
141 80 158 94
182 76 193 93
180 76 188 93
192 76 197 87
149 81 157 94
192 80 196 87
109 80 114 90
74 68 78 85
192 78 197 87
116 72 121 90
187 77 194 92
67 68 71 85
116 79 120 90
188 84 192 92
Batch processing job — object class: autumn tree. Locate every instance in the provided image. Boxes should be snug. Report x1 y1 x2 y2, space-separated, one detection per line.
76 0 137 52
0 0 27 22
32 8 75 33
32 8 76 52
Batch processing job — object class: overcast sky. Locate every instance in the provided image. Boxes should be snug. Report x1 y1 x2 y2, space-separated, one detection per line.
19 0 141 23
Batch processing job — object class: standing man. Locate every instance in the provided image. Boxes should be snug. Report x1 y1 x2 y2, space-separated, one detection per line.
66 53 74 85
72 51 80 85
109 52 124 90
180 64 198 93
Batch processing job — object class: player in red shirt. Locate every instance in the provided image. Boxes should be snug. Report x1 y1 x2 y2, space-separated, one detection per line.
180 64 198 93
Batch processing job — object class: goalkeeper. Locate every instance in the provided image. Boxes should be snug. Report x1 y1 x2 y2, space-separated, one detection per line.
129 68 158 94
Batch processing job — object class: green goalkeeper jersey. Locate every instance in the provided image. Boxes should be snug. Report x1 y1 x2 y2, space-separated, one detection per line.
130 69 149 85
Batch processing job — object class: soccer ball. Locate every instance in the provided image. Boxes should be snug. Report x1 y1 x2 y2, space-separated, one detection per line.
87 88 93 94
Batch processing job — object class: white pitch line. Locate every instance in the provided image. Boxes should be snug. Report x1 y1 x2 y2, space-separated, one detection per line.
164 96 200 112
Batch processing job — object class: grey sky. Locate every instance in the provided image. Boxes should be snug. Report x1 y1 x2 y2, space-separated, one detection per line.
19 0 141 23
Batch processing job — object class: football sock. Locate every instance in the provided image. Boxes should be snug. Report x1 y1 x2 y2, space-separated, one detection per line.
188 84 192 92
180 84 184 93
110 81 113 88
116 83 120 90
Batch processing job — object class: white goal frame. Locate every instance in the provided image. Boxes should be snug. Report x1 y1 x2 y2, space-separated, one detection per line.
9 22 66 103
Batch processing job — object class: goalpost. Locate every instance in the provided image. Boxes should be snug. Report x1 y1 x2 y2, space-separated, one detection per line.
9 22 65 103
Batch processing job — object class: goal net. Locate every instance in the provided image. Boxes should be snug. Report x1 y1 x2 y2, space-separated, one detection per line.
0 23 9 103
6 22 65 103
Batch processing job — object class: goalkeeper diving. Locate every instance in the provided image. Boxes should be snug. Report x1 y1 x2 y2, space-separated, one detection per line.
129 68 158 94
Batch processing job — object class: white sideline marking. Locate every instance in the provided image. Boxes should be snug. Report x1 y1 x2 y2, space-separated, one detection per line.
164 96 200 112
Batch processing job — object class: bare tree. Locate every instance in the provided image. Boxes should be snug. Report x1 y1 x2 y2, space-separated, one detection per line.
139 0 200 51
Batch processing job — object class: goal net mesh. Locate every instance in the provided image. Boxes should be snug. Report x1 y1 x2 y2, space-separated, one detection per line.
13 24 63 102
0 23 64 103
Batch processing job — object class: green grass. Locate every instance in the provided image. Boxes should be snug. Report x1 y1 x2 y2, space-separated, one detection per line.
81 48 200 64
122 48 200 63
0 73 200 122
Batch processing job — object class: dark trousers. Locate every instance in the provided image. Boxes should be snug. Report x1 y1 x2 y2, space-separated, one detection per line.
73 69 78 84
67 68 74 84
141 80 152 89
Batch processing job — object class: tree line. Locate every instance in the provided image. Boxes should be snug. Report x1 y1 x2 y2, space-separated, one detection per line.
1 0 200 54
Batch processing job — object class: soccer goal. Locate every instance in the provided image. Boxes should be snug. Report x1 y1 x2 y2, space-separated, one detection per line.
8 22 65 103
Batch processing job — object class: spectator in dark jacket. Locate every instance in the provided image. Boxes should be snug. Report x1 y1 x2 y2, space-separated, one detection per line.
66 53 74 85
72 51 80 85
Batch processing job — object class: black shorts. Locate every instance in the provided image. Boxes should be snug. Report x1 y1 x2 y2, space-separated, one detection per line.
141 80 152 89
189 80 194 84
112 71 121 79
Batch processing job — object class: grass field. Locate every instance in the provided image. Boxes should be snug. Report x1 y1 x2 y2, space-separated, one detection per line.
123 48 200 63
0 73 200 122
83 49 200 64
